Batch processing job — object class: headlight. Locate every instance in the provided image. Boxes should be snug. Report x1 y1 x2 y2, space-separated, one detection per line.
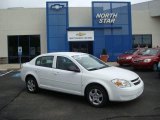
126 56 132 60
144 59 152 63
111 79 131 88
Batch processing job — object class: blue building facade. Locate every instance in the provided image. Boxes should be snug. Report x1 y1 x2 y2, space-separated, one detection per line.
46 1 132 61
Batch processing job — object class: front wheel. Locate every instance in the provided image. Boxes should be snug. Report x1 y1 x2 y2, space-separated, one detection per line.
86 85 108 107
26 77 39 93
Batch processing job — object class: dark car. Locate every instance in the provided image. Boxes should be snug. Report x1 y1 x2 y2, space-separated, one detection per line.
131 48 160 71
117 48 145 66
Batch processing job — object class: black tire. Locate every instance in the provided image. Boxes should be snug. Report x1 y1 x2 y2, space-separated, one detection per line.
85 85 108 107
132 66 138 71
153 63 158 71
119 63 123 66
26 76 39 93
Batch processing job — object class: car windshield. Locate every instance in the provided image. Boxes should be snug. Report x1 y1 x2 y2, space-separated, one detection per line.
124 49 137 54
142 49 159 56
72 54 109 71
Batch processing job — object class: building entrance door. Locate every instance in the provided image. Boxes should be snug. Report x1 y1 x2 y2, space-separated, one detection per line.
69 42 93 54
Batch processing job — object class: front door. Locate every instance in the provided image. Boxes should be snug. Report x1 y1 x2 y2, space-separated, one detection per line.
70 41 93 54
54 56 82 95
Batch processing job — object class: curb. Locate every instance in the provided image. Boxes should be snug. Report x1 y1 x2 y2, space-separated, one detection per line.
0 69 7 71
0 68 20 71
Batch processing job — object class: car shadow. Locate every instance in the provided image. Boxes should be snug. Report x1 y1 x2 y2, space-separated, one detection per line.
38 88 88 105
28 88 143 109
107 97 142 108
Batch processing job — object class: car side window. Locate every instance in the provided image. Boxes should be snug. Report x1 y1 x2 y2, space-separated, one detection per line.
56 56 79 71
35 57 41 66
35 56 54 68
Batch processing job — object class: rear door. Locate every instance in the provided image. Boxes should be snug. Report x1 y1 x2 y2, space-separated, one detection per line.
35 56 56 87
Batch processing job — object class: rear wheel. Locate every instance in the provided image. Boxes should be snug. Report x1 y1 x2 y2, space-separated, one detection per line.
86 85 108 107
153 63 158 71
26 77 39 93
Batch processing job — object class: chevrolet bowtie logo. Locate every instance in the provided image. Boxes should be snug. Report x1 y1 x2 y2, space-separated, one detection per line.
50 4 64 10
76 32 86 36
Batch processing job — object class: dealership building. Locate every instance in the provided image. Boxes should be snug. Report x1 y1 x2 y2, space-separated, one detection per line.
0 0 160 63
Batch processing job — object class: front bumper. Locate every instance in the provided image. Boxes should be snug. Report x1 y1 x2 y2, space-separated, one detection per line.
109 80 144 101
132 61 153 69
117 59 132 65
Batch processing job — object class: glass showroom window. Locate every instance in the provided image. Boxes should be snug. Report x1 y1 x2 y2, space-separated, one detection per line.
8 35 41 63
133 35 152 48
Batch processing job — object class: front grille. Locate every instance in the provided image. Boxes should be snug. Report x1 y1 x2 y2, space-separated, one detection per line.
134 80 140 85
119 58 125 60
131 77 141 85
131 77 139 82
133 59 143 63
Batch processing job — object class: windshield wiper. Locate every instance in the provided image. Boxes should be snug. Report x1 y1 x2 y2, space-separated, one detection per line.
88 66 107 71
88 68 99 71
98 66 107 69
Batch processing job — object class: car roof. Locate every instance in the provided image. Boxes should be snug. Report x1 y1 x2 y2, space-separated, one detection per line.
146 48 160 50
39 52 87 57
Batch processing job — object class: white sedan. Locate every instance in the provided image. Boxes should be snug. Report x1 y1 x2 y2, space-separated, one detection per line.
21 52 144 107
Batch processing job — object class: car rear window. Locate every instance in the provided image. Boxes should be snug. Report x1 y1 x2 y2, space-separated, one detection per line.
35 56 54 68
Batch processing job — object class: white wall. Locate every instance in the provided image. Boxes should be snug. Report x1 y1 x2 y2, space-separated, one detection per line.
69 7 92 27
0 4 160 58
149 0 160 17
132 2 160 47
0 8 47 58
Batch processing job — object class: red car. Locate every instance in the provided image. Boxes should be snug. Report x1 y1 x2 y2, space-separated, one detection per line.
117 48 145 66
131 48 160 71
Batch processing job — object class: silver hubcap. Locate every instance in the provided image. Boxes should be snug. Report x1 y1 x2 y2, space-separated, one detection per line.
89 89 103 105
27 79 36 92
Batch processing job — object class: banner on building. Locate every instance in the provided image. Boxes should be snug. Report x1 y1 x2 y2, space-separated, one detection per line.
68 31 94 41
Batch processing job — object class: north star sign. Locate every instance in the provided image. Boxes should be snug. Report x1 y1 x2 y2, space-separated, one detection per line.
96 13 118 24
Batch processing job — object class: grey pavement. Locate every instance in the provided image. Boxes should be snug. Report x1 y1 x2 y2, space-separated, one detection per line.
0 67 160 120
0 64 20 71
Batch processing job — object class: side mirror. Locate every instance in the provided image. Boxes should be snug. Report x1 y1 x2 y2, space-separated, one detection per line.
68 66 80 72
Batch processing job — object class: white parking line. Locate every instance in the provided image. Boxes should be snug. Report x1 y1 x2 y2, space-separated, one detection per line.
0 70 14 77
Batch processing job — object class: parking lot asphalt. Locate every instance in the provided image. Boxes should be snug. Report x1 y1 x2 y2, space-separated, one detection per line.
0 67 160 120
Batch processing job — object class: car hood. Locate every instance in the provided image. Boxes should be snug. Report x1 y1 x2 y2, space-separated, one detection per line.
90 66 139 81
119 54 133 58
133 55 157 60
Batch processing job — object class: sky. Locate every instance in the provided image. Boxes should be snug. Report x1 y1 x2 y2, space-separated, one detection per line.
0 0 152 9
